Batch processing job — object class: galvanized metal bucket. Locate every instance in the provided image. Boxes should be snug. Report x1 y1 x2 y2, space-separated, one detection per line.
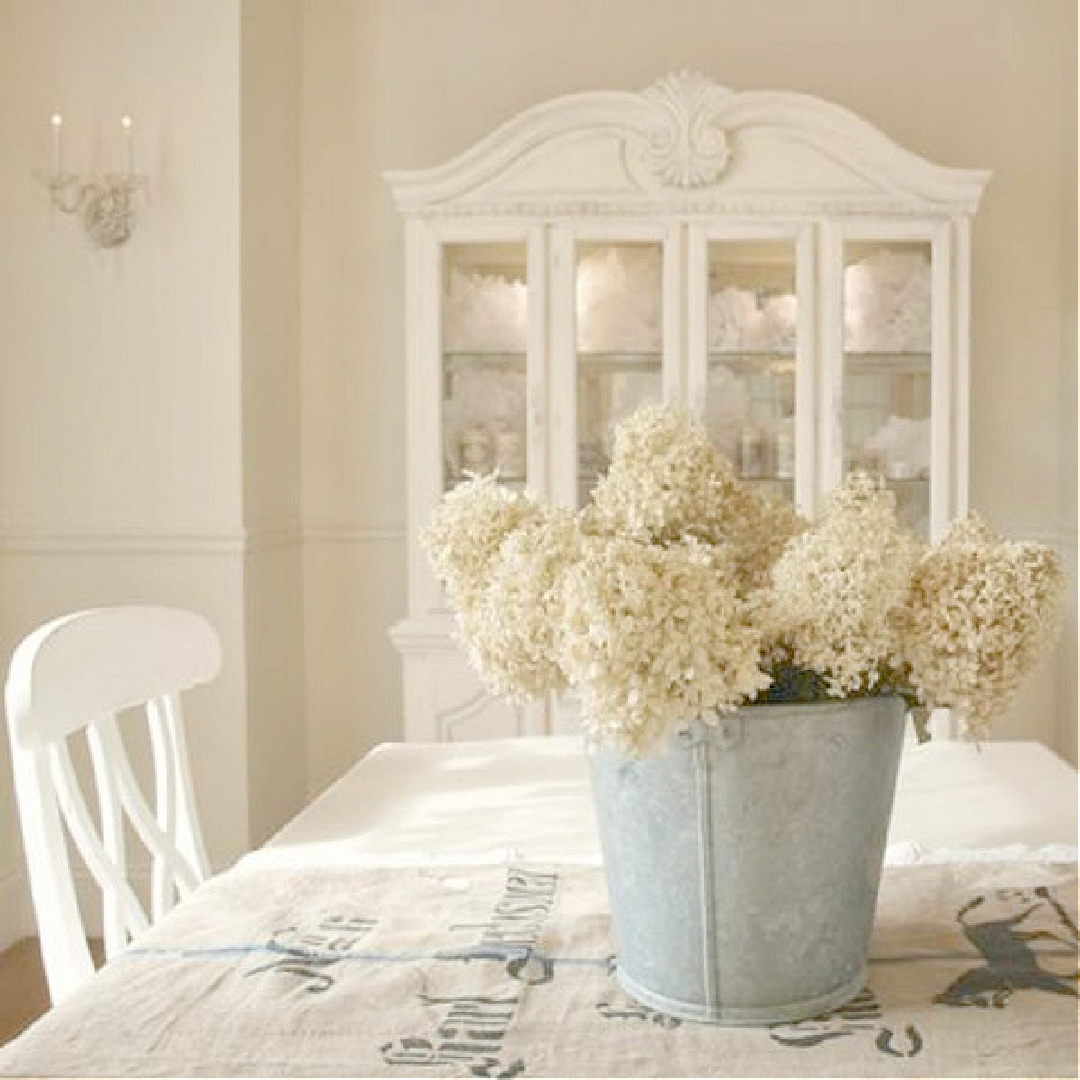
588 696 907 1025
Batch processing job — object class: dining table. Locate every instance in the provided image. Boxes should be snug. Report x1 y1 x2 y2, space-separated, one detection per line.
0 734 1076 1077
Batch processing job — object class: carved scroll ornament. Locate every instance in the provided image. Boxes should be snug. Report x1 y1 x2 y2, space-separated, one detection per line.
635 71 734 188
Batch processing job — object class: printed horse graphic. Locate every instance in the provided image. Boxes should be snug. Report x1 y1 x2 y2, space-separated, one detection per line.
934 886 1079 1008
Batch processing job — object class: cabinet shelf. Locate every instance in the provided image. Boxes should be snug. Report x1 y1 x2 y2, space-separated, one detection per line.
709 351 794 376
445 349 930 375
446 473 527 490
444 351 526 369
444 351 667 374
578 352 662 373
844 351 930 375
708 351 929 376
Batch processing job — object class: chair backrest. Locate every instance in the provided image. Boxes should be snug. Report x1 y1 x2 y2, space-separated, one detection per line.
4 606 221 1005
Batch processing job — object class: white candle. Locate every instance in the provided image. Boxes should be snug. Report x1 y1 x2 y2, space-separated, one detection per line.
50 112 62 174
120 114 133 175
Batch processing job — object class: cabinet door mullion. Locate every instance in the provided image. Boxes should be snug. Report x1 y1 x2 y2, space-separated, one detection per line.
793 221 816 518
817 220 846 507
410 219 446 616
547 224 578 509
525 224 548 500
685 225 709 419
928 221 953 542
661 221 683 405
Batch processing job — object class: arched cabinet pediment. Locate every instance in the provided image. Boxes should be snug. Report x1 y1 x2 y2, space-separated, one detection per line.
386 71 988 215
387 72 990 743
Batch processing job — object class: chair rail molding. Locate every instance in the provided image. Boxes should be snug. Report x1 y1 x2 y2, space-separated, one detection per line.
0 523 307 556
301 524 407 545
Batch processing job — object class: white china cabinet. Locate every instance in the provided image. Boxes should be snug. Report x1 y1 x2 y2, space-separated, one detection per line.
386 72 990 743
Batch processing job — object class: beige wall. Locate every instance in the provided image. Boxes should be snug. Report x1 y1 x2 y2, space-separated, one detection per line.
0 0 248 942
0 0 307 942
240 0 306 845
299 0 1077 784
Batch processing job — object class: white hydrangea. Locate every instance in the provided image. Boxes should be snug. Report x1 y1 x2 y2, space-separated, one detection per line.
560 535 768 755
589 403 804 590
898 513 1065 736
422 407 1064 753
457 508 579 702
760 473 922 695
421 476 544 610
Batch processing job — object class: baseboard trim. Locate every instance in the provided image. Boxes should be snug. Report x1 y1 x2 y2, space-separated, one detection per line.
0 865 30 951
0 863 158 947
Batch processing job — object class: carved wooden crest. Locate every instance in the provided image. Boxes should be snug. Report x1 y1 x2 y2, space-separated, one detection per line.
636 71 734 188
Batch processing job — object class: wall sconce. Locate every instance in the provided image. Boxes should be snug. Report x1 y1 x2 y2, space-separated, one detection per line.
36 113 149 248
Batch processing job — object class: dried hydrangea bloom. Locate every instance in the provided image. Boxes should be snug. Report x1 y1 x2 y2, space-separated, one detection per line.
717 481 806 592
762 473 922 696
457 508 579 701
560 534 768 755
421 476 545 609
898 512 1064 736
590 404 729 544
590 403 804 591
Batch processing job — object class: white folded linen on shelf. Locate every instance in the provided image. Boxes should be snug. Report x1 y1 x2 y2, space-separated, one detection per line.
443 247 666 355
863 415 931 478
575 246 662 353
707 286 797 352
439 246 934 357
844 249 932 353
442 267 527 353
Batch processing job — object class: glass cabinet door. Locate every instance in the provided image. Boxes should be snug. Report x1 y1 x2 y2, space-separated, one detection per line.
572 239 667 506
704 238 798 502
440 241 530 492
840 239 934 538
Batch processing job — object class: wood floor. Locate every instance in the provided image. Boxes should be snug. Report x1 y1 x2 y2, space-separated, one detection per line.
0 937 103 1047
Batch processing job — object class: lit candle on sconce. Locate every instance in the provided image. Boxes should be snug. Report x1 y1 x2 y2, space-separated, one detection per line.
50 112 62 174
120 114 133 175
36 110 146 246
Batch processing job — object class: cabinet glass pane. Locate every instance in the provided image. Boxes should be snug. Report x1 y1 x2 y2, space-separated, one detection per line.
441 242 528 492
707 239 796 503
575 241 663 505
842 240 932 538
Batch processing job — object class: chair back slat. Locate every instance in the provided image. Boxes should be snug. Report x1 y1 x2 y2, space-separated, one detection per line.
164 694 210 880
49 742 150 940
9 742 93 1002
4 607 220 1005
85 719 128 958
148 697 179 918
94 716 202 898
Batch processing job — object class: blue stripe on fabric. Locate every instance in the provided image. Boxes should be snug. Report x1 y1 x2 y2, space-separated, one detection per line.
119 944 614 967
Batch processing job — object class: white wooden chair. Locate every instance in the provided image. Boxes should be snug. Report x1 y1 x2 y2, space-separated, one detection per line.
4 606 221 1005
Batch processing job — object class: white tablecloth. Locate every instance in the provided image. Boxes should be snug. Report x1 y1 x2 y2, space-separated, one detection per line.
2 736 1075 1078
243 737 1077 872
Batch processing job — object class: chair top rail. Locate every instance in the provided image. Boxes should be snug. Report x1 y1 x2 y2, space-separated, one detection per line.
5 607 221 750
